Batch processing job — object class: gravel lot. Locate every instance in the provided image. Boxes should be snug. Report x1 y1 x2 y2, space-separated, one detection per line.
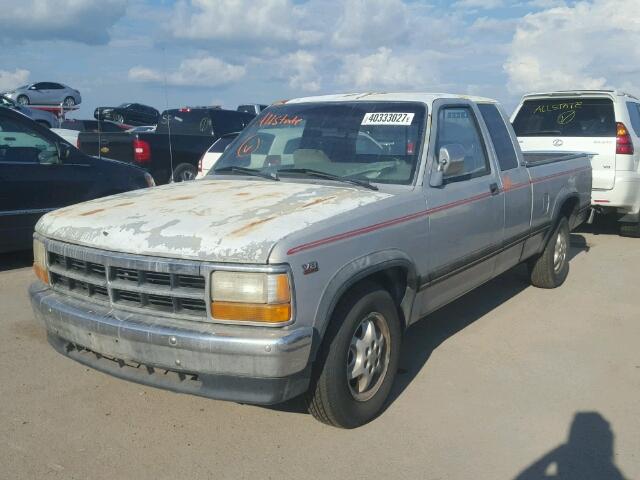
1 222 638 480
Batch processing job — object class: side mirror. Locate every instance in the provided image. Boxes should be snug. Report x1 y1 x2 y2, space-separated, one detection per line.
429 144 465 187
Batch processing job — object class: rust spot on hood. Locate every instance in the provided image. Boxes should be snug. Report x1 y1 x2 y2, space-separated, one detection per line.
230 216 276 236
113 202 134 208
235 192 250 196
79 208 105 216
170 196 195 201
300 196 336 208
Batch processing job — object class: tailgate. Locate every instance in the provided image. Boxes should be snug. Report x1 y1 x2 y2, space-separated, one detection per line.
518 136 615 189
77 132 134 163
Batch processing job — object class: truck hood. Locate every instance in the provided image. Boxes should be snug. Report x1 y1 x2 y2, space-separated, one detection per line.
37 179 391 263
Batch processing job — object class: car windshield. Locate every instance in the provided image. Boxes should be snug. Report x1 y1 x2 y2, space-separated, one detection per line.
212 101 427 185
118 103 131 108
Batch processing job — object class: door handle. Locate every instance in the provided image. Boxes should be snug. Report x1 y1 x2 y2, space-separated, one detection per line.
489 183 500 195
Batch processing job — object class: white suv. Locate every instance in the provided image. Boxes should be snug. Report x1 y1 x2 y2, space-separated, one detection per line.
512 90 640 236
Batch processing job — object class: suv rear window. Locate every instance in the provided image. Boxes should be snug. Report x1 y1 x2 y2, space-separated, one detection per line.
512 98 616 137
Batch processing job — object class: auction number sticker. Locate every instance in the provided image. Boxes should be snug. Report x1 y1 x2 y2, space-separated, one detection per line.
361 112 414 126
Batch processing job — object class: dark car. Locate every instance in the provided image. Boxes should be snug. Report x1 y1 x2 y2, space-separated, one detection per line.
78 107 254 184
60 119 128 133
94 103 160 126
0 107 155 253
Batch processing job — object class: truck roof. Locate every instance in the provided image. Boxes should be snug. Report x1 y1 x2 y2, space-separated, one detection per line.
286 92 499 106
521 89 639 100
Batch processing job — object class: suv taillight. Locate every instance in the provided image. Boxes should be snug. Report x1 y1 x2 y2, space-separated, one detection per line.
198 153 204 172
616 122 634 155
76 136 80 149
133 138 151 163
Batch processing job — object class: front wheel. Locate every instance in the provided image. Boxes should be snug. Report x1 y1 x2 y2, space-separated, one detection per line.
17 95 29 105
172 163 197 182
529 217 570 288
113 113 125 124
63 96 76 107
306 282 401 428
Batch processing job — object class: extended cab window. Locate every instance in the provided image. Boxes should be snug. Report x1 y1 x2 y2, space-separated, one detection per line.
478 103 519 171
513 98 615 137
436 106 489 182
0 115 58 164
214 101 427 185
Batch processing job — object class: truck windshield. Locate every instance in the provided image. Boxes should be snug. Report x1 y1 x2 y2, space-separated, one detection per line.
212 101 427 185
513 98 615 137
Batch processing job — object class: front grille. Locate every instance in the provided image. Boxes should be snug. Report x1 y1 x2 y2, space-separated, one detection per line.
48 248 207 319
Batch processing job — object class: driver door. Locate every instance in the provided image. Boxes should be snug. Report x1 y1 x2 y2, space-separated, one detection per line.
417 99 505 315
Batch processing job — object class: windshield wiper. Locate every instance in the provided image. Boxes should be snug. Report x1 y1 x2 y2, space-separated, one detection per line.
214 166 279 181
277 167 378 191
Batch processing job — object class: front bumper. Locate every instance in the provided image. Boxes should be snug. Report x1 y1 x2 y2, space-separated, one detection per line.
30 283 313 404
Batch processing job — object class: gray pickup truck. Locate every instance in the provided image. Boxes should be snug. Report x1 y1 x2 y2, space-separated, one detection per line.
30 93 592 428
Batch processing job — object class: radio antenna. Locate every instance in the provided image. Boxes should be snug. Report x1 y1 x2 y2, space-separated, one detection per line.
162 46 175 181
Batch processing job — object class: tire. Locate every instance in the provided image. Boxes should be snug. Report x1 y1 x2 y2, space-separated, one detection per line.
306 282 401 428
114 113 125 124
17 95 29 105
529 217 570 289
172 163 198 182
63 96 76 107
620 221 640 238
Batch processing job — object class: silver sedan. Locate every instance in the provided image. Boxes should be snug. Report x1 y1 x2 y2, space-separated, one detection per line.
4 82 81 106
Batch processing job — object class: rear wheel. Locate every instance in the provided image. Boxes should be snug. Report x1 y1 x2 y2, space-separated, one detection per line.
63 96 76 107
172 163 197 182
529 217 570 289
306 282 401 428
113 113 125 124
17 95 29 105
620 221 640 238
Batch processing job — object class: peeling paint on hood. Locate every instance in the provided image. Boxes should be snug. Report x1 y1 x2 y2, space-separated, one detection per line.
36 179 391 263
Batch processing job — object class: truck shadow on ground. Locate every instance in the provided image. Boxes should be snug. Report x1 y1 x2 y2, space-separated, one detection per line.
514 412 627 480
0 249 33 273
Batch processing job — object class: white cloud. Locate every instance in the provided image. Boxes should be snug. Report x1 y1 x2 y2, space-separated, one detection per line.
0 0 126 44
455 0 505 10
170 0 321 46
129 56 246 87
338 47 437 90
331 0 412 49
284 51 322 92
504 0 640 94
0 68 30 92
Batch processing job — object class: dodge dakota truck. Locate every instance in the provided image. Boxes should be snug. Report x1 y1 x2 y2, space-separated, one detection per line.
29 93 592 428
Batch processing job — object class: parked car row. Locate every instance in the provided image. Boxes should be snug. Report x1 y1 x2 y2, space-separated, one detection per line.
77 106 254 183
0 106 154 253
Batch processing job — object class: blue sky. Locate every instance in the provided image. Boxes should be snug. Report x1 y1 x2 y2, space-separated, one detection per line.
1 0 638 118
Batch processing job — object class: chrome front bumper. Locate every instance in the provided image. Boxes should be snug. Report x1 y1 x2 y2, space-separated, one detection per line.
30 282 313 404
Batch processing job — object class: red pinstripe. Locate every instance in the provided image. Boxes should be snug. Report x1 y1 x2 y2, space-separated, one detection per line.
286 166 590 255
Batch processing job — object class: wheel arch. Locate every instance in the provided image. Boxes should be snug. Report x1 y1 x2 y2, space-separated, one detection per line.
540 192 580 252
310 249 418 360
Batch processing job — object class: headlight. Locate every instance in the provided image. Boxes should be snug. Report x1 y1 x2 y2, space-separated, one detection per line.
210 271 291 324
33 239 49 284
